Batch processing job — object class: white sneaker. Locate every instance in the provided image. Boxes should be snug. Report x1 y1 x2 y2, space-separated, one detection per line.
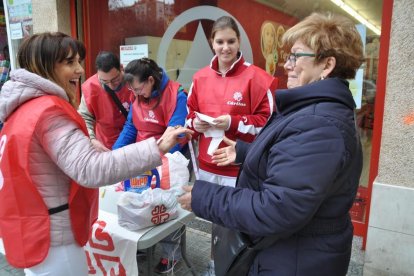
202 260 215 276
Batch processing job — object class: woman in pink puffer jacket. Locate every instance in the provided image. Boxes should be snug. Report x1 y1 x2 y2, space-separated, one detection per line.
0 32 191 276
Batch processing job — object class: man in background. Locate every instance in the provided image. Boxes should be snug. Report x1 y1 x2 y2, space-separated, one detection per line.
79 51 133 151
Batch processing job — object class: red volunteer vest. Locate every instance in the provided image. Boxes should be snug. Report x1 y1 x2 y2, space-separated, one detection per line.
0 96 98 268
82 74 133 148
132 81 179 142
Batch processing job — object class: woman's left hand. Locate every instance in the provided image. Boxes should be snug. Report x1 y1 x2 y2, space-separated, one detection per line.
213 115 230 130
212 136 236 166
178 185 193 211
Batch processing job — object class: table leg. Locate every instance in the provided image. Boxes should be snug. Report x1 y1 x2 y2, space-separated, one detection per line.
146 246 154 276
180 226 197 276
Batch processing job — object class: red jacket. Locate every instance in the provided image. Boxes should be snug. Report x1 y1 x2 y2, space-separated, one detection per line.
132 81 180 141
187 54 278 176
0 96 98 268
82 74 133 148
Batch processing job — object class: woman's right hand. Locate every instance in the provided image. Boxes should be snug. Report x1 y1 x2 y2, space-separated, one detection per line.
177 185 193 211
193 117 211 133
212 136 236 166
157 126 193 154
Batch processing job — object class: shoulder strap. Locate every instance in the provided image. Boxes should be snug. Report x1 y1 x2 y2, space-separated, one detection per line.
104 85 128 118
48 203 69 215
252 234 279 250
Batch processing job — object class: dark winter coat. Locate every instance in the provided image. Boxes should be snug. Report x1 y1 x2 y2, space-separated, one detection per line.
191 78 363 276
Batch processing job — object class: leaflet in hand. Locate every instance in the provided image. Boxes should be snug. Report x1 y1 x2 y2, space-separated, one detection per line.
195 112 217 125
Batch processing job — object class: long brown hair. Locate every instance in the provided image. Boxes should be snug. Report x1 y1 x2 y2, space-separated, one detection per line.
210 16 240 41
18 32 86 107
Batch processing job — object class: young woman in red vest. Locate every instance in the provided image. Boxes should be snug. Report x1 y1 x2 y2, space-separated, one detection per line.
113 58 187 153
0 32 191 276
185 16 278 275
113 58 187 274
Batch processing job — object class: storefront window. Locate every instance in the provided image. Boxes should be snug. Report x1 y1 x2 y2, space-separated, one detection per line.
352 35 380 223
85 0 299 89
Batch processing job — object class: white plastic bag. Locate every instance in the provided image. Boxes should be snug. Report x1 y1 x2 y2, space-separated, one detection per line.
159 151 190 196
121 151 189 196
117 188 179 231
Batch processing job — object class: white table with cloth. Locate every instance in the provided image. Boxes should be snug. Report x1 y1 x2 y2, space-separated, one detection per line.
84 185 196 276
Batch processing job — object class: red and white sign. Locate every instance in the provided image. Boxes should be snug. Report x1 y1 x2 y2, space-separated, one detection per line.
84 210 151 276
119 44 148 68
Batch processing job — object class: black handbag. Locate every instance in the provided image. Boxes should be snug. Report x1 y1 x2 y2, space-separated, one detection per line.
212 224 279 276
211 133 281 276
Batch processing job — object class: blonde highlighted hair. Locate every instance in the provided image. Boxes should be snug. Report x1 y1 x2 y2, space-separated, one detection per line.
282 13 364 79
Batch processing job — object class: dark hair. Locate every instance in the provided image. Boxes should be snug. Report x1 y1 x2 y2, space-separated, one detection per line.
18 32 85 81
124 58 163 108
17 32 85 106
95 51 121 72
210 16 240 40
124 58 162 90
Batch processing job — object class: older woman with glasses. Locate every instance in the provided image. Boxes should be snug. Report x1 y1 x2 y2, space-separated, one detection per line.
179 12 364 276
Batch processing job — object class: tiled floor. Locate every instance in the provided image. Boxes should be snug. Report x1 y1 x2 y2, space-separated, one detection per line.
141 227 365 276
0 223 365 276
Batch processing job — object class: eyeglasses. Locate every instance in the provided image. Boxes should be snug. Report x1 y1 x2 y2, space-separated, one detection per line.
127 81 146 94
286 52 316 67
98 71 121 86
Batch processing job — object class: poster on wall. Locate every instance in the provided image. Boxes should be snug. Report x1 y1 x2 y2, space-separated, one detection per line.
260 21 286 76
9 22 22 39
260 20 289 87
120 44 148 68
6 0 33 40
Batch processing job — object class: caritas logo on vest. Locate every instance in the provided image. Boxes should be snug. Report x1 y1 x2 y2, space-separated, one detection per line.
144 110 159 123
227 91 246 106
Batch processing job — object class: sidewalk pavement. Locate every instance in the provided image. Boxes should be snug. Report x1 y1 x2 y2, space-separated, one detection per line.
0 218 365 276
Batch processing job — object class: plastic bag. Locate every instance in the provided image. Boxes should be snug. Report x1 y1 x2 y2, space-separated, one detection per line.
159 151 190 196
122 151 189 196
117 188 179 230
